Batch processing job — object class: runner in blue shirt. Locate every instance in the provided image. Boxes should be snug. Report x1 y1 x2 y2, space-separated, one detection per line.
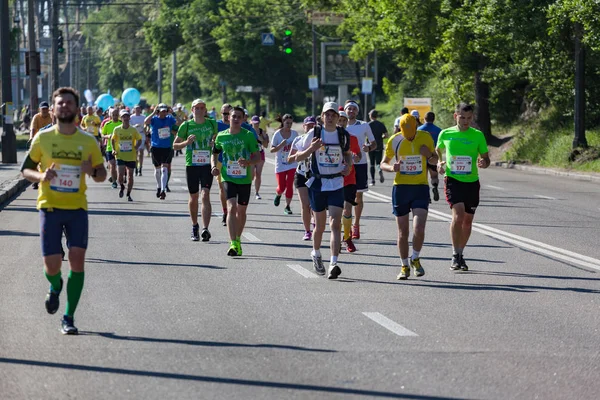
144 103 177 200
418 111 442 201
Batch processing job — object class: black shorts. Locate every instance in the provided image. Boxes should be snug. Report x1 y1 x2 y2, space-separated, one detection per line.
117 159 136 169
444 176 480 214
186 165 213 194
355 163 369 192
223 181 251 206
294 172 308 189
427 163 437 172
105 151 115 162
151 147 173 167
344 184 357 206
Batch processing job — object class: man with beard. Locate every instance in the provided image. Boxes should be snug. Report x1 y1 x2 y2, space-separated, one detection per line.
21 87 107 334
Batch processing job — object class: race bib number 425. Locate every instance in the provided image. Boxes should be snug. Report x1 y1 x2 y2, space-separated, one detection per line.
50 164 81 193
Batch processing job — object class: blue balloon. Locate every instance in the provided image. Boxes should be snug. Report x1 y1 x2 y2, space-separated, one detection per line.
121 88 141 108
95 93 114 111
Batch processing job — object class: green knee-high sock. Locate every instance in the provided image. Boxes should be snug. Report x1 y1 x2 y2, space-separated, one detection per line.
65 271 85 317
44 270 62 292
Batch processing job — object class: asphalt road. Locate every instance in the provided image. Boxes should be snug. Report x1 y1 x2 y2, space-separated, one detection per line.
1 151 599 399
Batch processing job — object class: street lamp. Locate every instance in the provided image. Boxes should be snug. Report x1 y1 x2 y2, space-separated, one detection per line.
13 14 21 111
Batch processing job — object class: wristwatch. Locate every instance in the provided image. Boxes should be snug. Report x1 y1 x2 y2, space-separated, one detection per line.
92 167 97 178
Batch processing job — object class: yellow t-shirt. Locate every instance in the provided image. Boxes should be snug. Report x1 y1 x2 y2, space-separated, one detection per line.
112 126 142 162
385 131 434 185
30 113 54 136
29 125 104 210
81 115 101 137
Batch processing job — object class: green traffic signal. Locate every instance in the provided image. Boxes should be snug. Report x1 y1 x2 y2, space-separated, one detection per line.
285 48 292 54
285 29 292 36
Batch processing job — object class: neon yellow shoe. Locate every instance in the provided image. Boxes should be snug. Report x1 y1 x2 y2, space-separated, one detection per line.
410 258 425 277
396 265 410 280
235 240 242 256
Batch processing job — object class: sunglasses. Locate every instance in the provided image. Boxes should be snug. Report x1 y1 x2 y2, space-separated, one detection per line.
222 112 230 116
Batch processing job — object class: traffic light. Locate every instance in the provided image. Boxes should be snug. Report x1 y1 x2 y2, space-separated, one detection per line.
283 29 292 54
57 30 64 53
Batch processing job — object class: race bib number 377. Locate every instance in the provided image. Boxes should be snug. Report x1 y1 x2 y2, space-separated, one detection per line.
50 164 81 193
450 156 472 175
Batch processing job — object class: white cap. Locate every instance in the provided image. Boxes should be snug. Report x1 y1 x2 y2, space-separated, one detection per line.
410 110 420 118
339 111 348 119
119 109 130 117
191 99 206 108
322 102 340 114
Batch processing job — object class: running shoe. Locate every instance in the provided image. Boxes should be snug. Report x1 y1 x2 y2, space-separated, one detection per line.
111 181 118 189
312 255 325 275
45 278 63 314
227 243 238 257
303 231 312 241
166 186 171 193
284 206 292 215
432 185 440 202
351 225 360 240
127 195 133 202
156 187 161 198
201 228 211 242
370 180 375 186
108 177 113 183
235 241 243 256
32 182 39 190
159 191 166 200
274 194 281 207
459 255 469 271
191 224 200 241
255 193 262 200
138 169 143 176
410 258 425 277
119 185 124 198
379 170 385 183
450 254 461 270
222 213 227 226
327 263 342 279
397 266 410 280
60 315 78 335
345 238 357 253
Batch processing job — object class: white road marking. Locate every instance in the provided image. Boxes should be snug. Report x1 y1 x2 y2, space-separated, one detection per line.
287 264 319 278
173 178 182 183
180 186 187 190
363 191 391 202
535 195 556 200
362 312 418 337
242 232 261 242
485 185 505 190
264 158 276 166
366 190 600 271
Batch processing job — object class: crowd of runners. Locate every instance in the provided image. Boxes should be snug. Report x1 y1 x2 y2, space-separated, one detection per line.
21 87 490 334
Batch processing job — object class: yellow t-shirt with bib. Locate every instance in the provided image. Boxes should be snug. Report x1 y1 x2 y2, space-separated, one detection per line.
29 125 104 211
81 115 101 137
384 131 434 186
112 126 142 162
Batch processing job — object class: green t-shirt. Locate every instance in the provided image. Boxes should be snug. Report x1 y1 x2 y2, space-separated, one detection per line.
102 121 122 152
213 128 259 185
177 119 218 167
437 126 488 182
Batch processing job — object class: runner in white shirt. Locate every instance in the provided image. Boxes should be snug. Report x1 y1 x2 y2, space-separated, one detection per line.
270 114 299 214
294 103 353 279
288 116 316 240
343 100 376 240
129 105 146 176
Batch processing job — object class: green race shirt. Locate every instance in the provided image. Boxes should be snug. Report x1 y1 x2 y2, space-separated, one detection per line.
102 121 122 152
437 126 488 182
214 128 259 185
177 119 218 167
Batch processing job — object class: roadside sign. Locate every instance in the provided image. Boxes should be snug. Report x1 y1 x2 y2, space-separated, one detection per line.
308 75 319 90
362 78 373 94
261 33 275 46
309 11 344 26
404 98 432 118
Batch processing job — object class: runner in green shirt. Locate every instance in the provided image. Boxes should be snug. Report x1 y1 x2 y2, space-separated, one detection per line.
173 99 218 242
436 103 490 271
102 108 122 188
211 106 260 257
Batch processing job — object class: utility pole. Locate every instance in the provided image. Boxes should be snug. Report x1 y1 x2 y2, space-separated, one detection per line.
51 0 59 91
27 0 38 110
311 23 317 116
573 22 587 150
157 56 162 103
1 0 17 163
171 49 176 106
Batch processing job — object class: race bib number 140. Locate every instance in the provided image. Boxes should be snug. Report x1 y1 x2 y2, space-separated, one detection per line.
50 164 81 193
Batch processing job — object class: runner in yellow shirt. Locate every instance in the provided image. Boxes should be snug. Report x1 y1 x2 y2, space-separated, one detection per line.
381 114 438 280
80 105 101 142
20 87 107 335
111 109 143 201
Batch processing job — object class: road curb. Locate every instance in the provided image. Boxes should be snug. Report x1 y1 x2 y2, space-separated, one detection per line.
493 161 600 183
0 174 29 206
